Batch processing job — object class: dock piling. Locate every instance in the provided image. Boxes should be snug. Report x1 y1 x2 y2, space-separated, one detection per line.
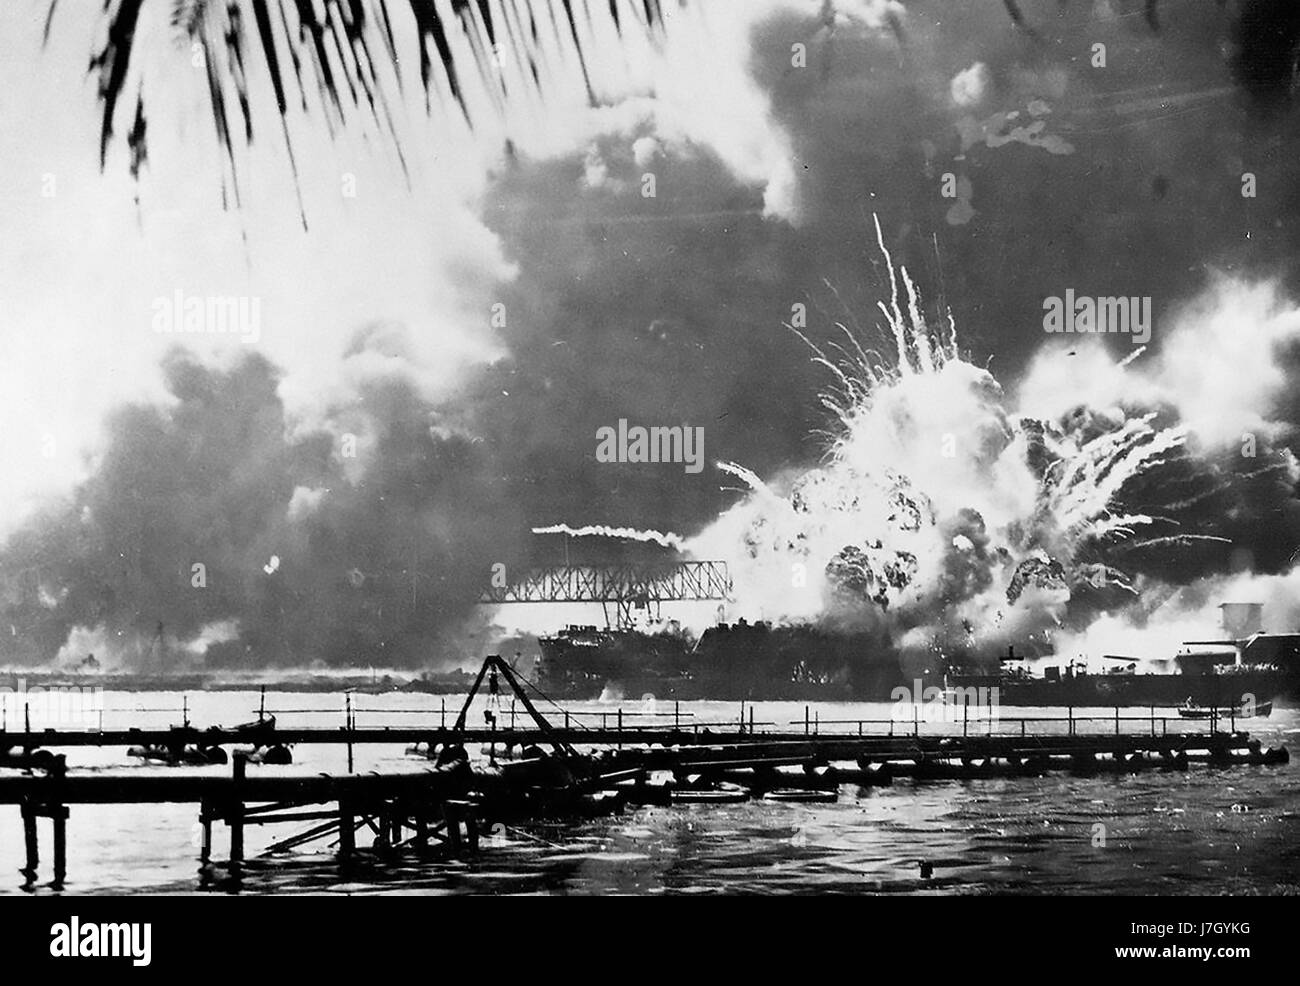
51 804 67 886
228 753 247 867
199 801 213 865
20 801 38 880
386 808 402 847
338 800 355 857
345 695 354 773
442 800 479 854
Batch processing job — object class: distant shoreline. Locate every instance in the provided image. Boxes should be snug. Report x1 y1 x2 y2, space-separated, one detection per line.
0 670 473 694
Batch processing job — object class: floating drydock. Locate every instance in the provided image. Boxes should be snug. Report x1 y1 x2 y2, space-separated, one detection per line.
0 656 1288 887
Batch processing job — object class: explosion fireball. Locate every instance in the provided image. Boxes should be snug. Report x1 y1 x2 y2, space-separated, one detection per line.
683 217 1300 675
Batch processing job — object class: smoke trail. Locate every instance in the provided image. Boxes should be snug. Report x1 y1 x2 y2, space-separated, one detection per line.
532 523 688 552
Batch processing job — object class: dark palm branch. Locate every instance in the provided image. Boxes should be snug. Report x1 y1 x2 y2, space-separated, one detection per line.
58 0 672 225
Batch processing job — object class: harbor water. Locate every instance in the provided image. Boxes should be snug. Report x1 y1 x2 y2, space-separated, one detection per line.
1 691 1297 895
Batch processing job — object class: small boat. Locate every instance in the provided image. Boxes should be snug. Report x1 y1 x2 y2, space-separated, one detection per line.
1177 699 1272 719
234 686 276 735
233 713 276 735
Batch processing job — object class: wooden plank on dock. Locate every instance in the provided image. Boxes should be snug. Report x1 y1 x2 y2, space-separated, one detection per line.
0 766 469 805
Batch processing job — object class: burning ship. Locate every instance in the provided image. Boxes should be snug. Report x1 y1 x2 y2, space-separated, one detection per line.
530 601 1295 706
534 619 901 701
944 603 1294 707
490 552 1296 705
486 557 903 700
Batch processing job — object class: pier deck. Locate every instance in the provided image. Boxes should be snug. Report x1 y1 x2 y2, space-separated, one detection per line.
0 712 1270 751
0 656 1287 887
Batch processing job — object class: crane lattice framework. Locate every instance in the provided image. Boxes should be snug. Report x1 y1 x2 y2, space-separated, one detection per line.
480 561 733 629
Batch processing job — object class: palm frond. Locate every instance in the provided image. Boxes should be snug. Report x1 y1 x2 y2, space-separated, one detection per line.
61 0 673 224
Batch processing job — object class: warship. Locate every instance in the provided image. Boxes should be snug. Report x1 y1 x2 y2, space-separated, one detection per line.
534 620 903 701
944 604 1295 707
533 602 1298 706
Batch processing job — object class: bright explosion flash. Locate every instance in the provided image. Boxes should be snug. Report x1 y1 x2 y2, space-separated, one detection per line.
686 216 1228 668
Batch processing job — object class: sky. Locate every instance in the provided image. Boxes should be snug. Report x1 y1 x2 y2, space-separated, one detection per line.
2 0 1300 669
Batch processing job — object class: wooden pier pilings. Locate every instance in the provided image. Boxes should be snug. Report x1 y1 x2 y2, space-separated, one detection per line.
0 753 476 886
0 699 1289 885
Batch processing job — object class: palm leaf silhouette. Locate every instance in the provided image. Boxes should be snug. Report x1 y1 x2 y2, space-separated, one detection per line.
59 0 671 224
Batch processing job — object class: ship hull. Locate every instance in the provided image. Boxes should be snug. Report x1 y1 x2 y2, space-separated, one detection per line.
946 670 1283 708
536 622 903 701
536 623 1292 705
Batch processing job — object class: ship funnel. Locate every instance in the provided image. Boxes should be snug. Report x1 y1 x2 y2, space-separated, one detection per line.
1219 602 1263 639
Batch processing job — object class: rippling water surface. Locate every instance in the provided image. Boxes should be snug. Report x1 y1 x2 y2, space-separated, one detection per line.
2 691 1297 895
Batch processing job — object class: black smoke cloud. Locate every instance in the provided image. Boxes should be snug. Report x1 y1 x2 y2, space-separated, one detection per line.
754 0 1300 362
461 138 826 549
0 347 523 668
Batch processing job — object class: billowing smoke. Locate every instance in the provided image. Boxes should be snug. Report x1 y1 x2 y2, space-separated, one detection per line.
687 222 1300 675
0 345 524 669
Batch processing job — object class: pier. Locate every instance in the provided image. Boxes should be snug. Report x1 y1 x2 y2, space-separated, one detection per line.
0 656 1289 886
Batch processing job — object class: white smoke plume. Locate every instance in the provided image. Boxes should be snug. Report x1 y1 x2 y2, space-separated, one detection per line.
532 523 687 552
